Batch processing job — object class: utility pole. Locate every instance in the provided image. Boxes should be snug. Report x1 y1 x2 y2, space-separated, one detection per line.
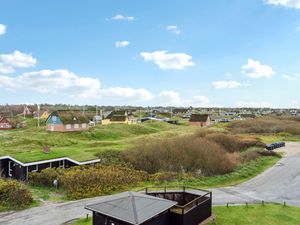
37 104 40 127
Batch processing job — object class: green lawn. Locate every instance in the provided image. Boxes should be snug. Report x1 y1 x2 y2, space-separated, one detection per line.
73 204 300 225
209 204 300 225
0 119 195 163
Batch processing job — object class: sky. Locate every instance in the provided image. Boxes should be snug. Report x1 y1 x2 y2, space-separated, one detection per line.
1 0 300 108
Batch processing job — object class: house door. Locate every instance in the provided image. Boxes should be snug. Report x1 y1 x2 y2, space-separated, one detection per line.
51 124 54 132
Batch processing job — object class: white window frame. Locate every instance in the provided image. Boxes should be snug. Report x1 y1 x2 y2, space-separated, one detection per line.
74 124 79 129
66 124 71 130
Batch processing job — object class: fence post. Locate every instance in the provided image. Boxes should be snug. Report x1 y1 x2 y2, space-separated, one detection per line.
284 202 286 207
86 214 89 220
262 200 264 206
246 202 248 207
227 203 229 208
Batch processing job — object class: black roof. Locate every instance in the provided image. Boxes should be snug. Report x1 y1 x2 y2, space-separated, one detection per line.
85 191 177 225
189 114 210 122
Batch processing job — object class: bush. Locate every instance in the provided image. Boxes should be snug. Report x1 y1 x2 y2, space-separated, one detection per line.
0 179 33 209
123 136 237 176
205 133 265 152
229 117 300 135
29 165 147 199
29 168 63 186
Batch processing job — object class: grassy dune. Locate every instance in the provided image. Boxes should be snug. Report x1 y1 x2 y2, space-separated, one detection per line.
0 119 195 162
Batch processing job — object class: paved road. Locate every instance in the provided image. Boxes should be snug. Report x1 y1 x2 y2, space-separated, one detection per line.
0 142 299 225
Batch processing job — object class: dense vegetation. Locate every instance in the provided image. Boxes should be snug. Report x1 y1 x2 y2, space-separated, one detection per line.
229 116 300 135
123 130 269 178
29 165 146 199
0 179 33 210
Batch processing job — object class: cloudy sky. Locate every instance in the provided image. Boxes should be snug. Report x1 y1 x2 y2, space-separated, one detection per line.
1 0 300 107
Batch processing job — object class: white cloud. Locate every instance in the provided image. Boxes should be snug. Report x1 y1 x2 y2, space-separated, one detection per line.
264 0 300 9
166 25 181 35
282 74 300 81
0 51 37 74
111 14 134 21
158 91 182 105
0 69 101 98
0 24 6 36
100 87 153 101
241 59 274 78
212 80 241 89
140 51 195 70
115 41 130 48
158 90 211 107
236 101 274 108
0 69 154 102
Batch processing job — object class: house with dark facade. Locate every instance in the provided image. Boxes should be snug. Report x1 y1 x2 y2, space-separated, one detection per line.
46 110 94 132
0 155 99 180
189 114 211 127
86 187 212 225
0 116 13 130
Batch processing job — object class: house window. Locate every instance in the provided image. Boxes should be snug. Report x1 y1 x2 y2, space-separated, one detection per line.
74 124 79 129
82 123 86 128
28 165 38 172
66 124 71 130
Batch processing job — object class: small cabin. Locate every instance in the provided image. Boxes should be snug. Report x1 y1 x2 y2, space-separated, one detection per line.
0 156 99 180
85 187 212 225
189 114 211 127
46 110 93 132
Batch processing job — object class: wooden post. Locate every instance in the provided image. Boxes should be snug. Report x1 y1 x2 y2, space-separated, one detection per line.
262 200 264 206
284 202 286 207
227 203 229 208
246 202 248 207
86 214 89 220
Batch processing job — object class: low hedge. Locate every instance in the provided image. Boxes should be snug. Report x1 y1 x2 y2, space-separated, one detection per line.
0 179 33 209
29 165 147 199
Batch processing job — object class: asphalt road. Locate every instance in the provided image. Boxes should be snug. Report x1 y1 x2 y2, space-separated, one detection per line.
0 142 299 225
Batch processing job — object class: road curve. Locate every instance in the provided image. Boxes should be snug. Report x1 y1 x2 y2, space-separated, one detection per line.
0 142 300 225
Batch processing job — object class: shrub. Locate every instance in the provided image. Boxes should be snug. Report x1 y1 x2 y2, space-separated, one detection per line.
205 133 265 152
123 136 237 176
95 150 123 165
229 117 300 135
29 165 147 199
29 168 63 186
0 179 33 209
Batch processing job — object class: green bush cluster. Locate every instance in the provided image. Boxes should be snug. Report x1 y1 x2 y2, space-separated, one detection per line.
123 136 237 176
29 165 147 199
0 179 33 209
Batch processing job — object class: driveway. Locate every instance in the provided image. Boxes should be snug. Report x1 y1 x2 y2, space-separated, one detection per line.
0 142 299 225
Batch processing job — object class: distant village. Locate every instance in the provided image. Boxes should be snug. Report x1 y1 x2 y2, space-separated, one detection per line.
0 104 299 132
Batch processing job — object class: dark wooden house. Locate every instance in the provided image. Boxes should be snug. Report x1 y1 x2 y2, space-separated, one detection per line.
0 156 99 180
86 187 212 225
189 114 211 127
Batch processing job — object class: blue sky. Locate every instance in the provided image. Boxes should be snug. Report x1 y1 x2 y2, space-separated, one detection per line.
1 0 300 107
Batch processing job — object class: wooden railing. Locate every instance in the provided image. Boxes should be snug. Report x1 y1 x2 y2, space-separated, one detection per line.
138 186 212 215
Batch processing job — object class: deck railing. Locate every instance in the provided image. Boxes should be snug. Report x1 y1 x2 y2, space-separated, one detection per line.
138 186 212 215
